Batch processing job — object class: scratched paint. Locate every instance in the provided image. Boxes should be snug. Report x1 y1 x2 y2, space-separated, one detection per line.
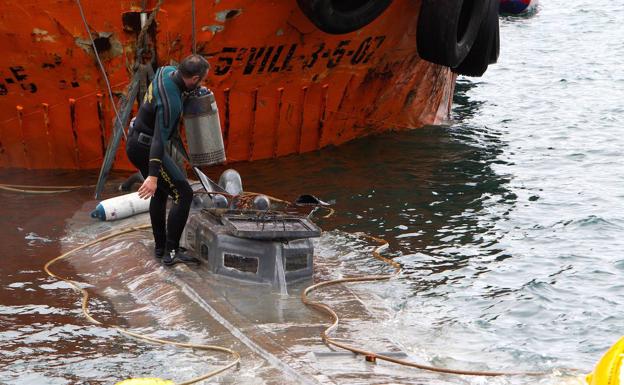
32 28 56 43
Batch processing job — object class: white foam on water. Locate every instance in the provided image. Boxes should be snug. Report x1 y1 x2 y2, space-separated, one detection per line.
7 282 31 288
24 232 53 245
39 281 94 290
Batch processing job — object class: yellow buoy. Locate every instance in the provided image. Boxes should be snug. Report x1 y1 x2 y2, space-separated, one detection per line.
587 337 624 385
114 378 174 385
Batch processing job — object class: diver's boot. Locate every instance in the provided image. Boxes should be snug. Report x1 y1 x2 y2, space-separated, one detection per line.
154 235 166 259
154 247 165 259
154 240 166 259
163 248 201 266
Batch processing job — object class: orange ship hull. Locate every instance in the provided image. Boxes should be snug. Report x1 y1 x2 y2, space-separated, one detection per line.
0 0 455 170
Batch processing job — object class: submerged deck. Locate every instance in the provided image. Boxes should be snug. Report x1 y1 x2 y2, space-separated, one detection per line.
60 204 441 384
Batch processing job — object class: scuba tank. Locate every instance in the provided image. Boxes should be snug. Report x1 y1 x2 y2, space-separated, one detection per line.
218 169 243 196
183 88 226 166
90 192 150 221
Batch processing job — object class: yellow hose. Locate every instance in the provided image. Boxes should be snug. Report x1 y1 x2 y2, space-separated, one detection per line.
44 224 240 385
0 183 94 194
0 183 94 189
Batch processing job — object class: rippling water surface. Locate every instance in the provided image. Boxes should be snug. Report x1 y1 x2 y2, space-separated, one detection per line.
2 0 623 383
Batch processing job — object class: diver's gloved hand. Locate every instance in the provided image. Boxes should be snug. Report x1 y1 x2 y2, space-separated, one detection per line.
163 248 201 266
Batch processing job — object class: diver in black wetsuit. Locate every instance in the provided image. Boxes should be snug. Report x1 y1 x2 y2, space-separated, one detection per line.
125 54 209 266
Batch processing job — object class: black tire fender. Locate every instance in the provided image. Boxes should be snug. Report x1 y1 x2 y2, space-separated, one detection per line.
488 12 500 64
296 0 393 35
452 0 500 77
417 0 489 68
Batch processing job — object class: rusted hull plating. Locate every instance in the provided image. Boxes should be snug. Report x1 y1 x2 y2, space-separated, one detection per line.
0 0 455 170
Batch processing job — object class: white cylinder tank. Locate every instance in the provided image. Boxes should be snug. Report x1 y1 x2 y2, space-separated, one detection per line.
91 192 150 221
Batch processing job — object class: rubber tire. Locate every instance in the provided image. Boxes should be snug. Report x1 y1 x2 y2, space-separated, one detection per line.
296 0 393 35
417 0 489 68
452 0 499 77
489 17 499 64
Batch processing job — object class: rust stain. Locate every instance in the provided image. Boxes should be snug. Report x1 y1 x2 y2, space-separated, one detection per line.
16 105 28 169
273 87 284 158
317 84 328 150
297 86 308 154
42 103 53 166
248 88 258 160
223 88 230 151
362 65 394 85
68 98 80 167
336 74 355 114
31 28 56 43
96 93 107 157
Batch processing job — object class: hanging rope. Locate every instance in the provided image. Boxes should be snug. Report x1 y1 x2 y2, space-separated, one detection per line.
136 0 164 56
75 0 126 140
93 0 163 200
